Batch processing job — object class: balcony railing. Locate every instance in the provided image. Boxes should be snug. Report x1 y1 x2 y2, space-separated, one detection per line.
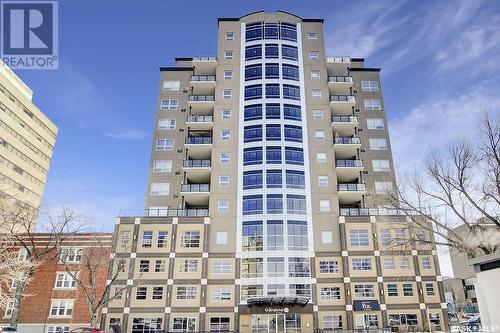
188 95 215 102
334 137 361 144
336 160 363 167
338 183 366 191
328 76 353 83
183 159 211 168
332 115 358 123
340 207 418 216
190 75 216 82
326 56 351 63
119 208 209 217
185 136 212 144
187 115 213 122
330 95 355 102
192 56 216 61
181 184 210 192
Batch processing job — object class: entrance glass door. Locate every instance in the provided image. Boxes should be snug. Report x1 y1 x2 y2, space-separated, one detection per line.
251 314 301 333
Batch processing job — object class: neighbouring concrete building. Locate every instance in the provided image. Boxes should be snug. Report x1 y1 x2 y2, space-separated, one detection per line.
104 11 448 332
0 233 112 333
0 62 58 208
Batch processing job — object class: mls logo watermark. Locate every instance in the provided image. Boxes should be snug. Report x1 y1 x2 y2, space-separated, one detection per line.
1 0 58 69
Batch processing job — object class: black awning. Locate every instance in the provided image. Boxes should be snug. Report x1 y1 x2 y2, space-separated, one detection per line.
247 296 309 307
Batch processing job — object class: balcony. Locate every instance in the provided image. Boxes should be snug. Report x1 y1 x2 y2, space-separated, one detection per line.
190 75 216 95
192 56 217 75
337 183 367 204
331 115 358 136
326 57 351 63
333 136 361 159
339 207 418 216
186 115 213 130
182 159 211 183
180 183 210 206
185 135 212 159
119 208 209 218
328 76 353 95
335 159 364 182
330 95 356 115
188 95 215 115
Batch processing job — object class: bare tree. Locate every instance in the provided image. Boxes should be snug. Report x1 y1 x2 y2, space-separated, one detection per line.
381 113 500 258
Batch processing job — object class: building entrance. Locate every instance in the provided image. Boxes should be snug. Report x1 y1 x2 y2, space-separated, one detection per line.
250 314 302 333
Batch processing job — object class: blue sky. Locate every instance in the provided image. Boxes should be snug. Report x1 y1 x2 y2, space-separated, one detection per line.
13 0 500 273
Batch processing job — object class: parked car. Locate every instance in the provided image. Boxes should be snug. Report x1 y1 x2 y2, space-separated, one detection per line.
0 327 17 333
69 328 105 333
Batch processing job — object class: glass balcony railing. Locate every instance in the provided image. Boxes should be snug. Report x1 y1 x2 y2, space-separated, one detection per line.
119 208 209 217
336 160 363 167
188 95 215 102
185 136 212 144
183 159 211 168
186 115 213 123
328 76 353 83
330 95 355 102
181 184 210 192
334 137 361 144
332 115 358 123
190 75 216 82
340 208 418 216
338 183 366 191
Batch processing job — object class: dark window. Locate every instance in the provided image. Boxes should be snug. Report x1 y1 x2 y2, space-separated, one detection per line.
283 84 301 100
283 104 301 120
265 44 279 58
245 45 262 60
286 170 305 189
266 124 281 141
244 104 262 121
246 23 262 41
264 23 279 39
282 45 298 61
285 147 304 165
245 84 262 100
265 63 280 79
244 147 263 165
244 125 262 143
284 125 302 142
245 64 262 81
267 194 283 214
280 23 297 41
266 146 282 164
266 84 280 98
243 195 263 215
243 170 263 190
282 64 300 81
266 170 282 188
266 103 280 119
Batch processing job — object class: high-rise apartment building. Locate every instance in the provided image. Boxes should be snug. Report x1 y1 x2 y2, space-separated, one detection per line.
0 62 58 208
106 11 448 332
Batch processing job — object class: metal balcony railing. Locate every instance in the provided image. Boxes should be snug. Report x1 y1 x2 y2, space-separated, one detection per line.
338 183 366 191
328 76 353 83
332 115 358 123
119 208 209 217
340 208 418 216
190 75 216 82
183 159 211 168
186 115 213 122
188 95 215 102
185 136 212 144
326 56 351 63
181 184 210 192
330 95 355 102
336 160 363 167
192 56 216 61
334 137 361 145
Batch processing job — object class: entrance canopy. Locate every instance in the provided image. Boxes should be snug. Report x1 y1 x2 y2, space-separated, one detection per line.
247 296 309 307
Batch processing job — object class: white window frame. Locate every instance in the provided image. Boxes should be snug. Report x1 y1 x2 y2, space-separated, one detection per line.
311 70 320 80
372 159 390 172
318 175 329 187
361 80 379 92
307 32 318 40
218 200 229 213
219 176 230 187
369 138 388 151
315 130 325 140
3 300 14 318
158 118 176 130
364 99 382 111
212 261 231 274
221 130 231 140
321 231 333 244
155 139 174 151
224 50 233 60
223 90 232 99
313 110 323 119
309 51 319 60
319 200 330 212
150 182 170 196
153 160 172 173
163 80 180 91
312 89 322 99
225 32 234 40
220 153 230 164
223 71 233 80
54 272 77 289
211 288 231 301
316 152 327 163
160 99 178 110
216 232 228 245
222 109 231 119
59 248 82 263
49 300 74 317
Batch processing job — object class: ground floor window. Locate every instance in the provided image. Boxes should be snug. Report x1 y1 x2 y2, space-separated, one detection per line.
388 313 418 327
251 314 301 333
209 316 230 332
172 317 196 332
132 317 163 333
355 314 379 329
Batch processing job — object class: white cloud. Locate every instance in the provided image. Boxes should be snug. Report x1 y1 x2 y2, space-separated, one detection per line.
106 129 148 140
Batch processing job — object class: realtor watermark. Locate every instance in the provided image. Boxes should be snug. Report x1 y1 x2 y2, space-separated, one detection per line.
1 0 58 69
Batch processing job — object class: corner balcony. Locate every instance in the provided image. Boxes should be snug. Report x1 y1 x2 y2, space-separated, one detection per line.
185 136 212 159
188 95 215 115
180 183 210 206
192 56 217 75
331 115 358 136
330 95 356 115
328 76 353 95
333 136 361 159
335 159 364 182
337 183 367 204
190 75 216 95
182 159 211 183
186 115 213 130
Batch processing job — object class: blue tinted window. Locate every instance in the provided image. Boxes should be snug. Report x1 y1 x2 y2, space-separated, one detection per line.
245 84 262 101
266 103 280 119
283 84 301 100
244 104 262 121
244 125 262 143
245 45 262 60
267 194 283 214
266 84 280 99
287 195 307 215
266 124 281 141
243 195 263 215
265 44 279 59
246 23 262 41
242 221 263 250
282 64 299 81
266 146 282 164
286 170 305 189
280 23 297 41
285 147 304 165
244 147 263 165
245 64 262 81
266 170 282 188
243 170 263 190
282 45 298 61
265 64 279 79
283 104 301 120
284 125 302 143
264 23 279 39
